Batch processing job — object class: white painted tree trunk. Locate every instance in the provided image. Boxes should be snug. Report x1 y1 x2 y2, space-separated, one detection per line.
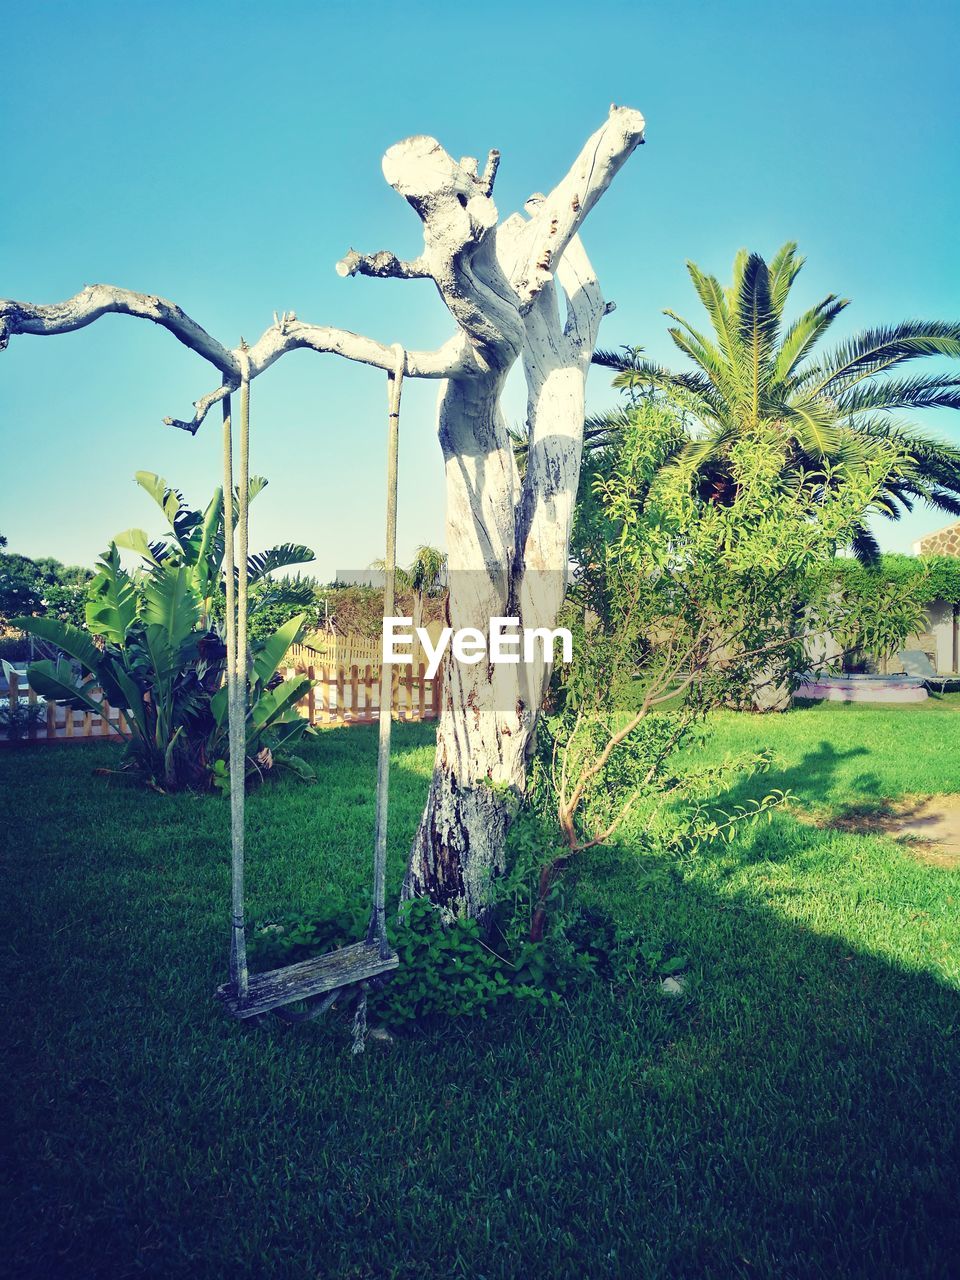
0 105 646 923
403 237 615 919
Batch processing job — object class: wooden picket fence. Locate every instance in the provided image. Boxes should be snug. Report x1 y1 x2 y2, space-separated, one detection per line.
291 626 443 670
285 660 443 727
0 670 127 745
0 658 442 744
290 634 383 669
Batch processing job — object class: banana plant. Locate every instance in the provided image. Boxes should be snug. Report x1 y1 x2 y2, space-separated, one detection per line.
208 612 314 788
115 470 314 624
15 544 315 791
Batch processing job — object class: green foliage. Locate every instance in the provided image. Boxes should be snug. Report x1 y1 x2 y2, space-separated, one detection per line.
0 552 47 618
0 634 29 662
316 582 448 639
828 552 960 605
0 549 91 625
592 243 960 562
525 399 906 921
240 574 327 642
407 545 446 596
120 470 315 624
12 471 318 791
16 554 313 792
0 697 45 740
3 713 960 1277
248 894 681 1030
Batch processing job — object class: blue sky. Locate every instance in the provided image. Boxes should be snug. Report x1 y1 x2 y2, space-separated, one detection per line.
2 0 959 577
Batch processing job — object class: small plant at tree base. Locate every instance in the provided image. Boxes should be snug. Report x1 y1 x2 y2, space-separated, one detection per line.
247 893 682 1029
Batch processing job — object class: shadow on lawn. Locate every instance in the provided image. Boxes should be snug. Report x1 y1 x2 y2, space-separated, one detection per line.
710 737 885 815
581 850 960 1275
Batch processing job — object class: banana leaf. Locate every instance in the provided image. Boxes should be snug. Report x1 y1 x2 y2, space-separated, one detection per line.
113 528 160 565
25 658 104 714
85 545 138 642
13 615 105 678
135 471 182 526
249 674 312 733
252 614 306 689
141 564 200 651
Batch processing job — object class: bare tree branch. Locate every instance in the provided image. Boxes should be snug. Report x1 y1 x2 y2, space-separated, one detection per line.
242 318 470 382
378 134 525 367
335 250 431 280
512 104 645 312
0 284 237 372
0 285 476 435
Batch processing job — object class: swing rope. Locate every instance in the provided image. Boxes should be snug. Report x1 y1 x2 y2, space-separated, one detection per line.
224 346 251 998
366 343 405 960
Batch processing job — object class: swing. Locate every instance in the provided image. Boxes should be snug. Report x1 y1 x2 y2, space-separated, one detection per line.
215 345 404 1022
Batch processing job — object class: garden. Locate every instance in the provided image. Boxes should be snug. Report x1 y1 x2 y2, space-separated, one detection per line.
3 4 960 1277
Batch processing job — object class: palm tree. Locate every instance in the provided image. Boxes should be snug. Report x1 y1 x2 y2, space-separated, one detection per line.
591 243 960 560
408 545 447 635
368 544 446 638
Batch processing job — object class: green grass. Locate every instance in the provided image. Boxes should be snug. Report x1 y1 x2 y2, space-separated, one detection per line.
2 698 959 1278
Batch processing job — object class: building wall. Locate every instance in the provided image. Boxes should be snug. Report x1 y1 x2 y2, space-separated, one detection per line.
805 598 957 675
913 519 960 557
924 599 957 673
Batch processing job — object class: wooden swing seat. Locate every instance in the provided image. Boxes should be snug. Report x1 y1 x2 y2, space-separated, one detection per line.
216 941 399 1020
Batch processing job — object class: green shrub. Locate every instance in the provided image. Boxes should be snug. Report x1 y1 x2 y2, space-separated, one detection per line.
248 895 685 1029
0 701 45 741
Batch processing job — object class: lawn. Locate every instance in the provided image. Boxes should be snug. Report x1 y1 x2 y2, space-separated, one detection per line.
2 698 959 1278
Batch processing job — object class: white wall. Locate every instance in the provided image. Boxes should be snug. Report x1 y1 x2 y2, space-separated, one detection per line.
923 599 956 673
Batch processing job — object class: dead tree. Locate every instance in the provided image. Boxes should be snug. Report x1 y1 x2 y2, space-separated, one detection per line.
0 104 646 922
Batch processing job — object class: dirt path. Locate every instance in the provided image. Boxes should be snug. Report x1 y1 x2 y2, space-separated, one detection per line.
823 795 960 867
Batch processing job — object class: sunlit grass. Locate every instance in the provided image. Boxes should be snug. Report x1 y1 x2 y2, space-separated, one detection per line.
2 699 958 1277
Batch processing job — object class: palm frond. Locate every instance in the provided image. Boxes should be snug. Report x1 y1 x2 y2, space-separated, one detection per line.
246 543 315 583
854 416 960 476
583 406 636 451
591 346 645 372
664 325 743 409
813 321 960 396
838 373 960 415
677 427 736 470
783 400 846 457
725 248 749 314
736 253 779 423
849 522 882 565
767 241 805 319
924 487 960 517
880 481 914 515
773 296 849 387
685 261 741 366
611 361 727 421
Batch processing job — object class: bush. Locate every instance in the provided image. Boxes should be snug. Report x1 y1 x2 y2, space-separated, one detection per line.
0 701 45 741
